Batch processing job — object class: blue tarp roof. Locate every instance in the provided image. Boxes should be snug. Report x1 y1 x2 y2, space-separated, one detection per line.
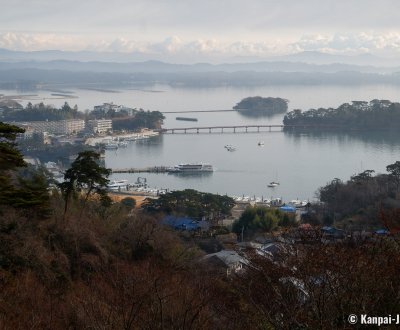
280 206 296 212
375 229 390 235
162 215 200 231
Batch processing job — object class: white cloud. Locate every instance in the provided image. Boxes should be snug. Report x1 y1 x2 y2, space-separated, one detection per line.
2 32 400 61
290 32 400 55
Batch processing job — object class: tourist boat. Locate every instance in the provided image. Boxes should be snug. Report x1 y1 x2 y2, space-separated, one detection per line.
168 163 214 173
107 179 128 190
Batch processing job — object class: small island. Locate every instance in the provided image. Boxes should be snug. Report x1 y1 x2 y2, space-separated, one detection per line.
233 96 288 115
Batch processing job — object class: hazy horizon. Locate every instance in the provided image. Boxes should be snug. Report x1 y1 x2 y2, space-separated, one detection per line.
1 1 400 63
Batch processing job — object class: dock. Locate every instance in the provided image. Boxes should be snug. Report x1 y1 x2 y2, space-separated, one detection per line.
112 166 170 174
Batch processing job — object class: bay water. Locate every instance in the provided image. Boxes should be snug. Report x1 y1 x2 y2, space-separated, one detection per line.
4 84 400 201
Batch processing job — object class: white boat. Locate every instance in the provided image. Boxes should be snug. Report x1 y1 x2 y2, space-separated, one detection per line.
107 179 128 190
118 141 128 148
290 200 309 208
168 163 214 173
104 143 118 150
258 141 265 146
267 181 280 188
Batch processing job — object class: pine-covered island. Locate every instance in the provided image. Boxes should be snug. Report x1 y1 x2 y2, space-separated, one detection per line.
283 99 400 130
233 96 288 115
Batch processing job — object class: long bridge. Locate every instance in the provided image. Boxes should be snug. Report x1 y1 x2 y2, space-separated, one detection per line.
155 124 333 134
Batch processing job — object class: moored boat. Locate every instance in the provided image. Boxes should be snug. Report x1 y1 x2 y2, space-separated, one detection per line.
107 179 128 190
168 163 214 173
104 143 118 150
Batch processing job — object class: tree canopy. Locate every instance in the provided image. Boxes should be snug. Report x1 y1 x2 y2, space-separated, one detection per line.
2 102 82 122
232 206 295 237
284 99 400 130
59 150 111 220
233 96 288 115
0 122 50 216
112 110 164 130
312 163 400 229
143 189 235 220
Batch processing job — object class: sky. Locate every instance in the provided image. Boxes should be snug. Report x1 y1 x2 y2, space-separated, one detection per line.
1 0 400 62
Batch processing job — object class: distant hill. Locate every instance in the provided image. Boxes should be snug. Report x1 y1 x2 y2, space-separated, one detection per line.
1 49 400 89
1 48 400 67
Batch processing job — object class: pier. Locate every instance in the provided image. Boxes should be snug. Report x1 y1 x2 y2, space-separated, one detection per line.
112 166 170 174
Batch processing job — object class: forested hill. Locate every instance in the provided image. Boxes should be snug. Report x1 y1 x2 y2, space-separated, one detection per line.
283 99 400 129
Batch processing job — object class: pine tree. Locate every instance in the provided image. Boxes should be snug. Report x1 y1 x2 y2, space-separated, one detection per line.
60 151 111 221
0 122 26 207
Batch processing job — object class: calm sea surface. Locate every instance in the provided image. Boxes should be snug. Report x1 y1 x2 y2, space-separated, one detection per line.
4 84 400 201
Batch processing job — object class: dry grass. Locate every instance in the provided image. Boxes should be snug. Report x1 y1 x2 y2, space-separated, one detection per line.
108 193 148 207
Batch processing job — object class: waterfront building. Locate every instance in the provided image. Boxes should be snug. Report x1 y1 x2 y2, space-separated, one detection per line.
87 119 112 134
14 119 85 135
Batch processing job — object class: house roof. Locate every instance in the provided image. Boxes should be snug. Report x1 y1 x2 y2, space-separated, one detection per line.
203 250 247 267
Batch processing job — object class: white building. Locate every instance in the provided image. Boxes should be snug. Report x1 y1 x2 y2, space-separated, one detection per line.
93 103 135 116
87 119 112 134
14 119 85 135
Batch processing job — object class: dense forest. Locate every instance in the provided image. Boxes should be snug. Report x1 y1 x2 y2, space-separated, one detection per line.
2 102 83 121
112 110 164 131
1 102 164 131
284 99 400 129
233 96 288 115
2 121 400 328
300 162 400 231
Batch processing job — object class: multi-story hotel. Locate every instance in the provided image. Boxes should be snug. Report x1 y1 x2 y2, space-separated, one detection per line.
87 119 113 134
14 119 85 135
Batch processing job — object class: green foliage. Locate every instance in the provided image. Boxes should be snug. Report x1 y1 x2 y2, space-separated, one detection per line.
0 122 26 172
233 96 288 114
232 206 294 235
59 151 111 220
112 110 164 131
0 122 26 207
315 163 400 228
0 122 51 217
11 167 51 218
2 102 83 121
386 161 400 188
284 99 400 130
143 189 235 219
